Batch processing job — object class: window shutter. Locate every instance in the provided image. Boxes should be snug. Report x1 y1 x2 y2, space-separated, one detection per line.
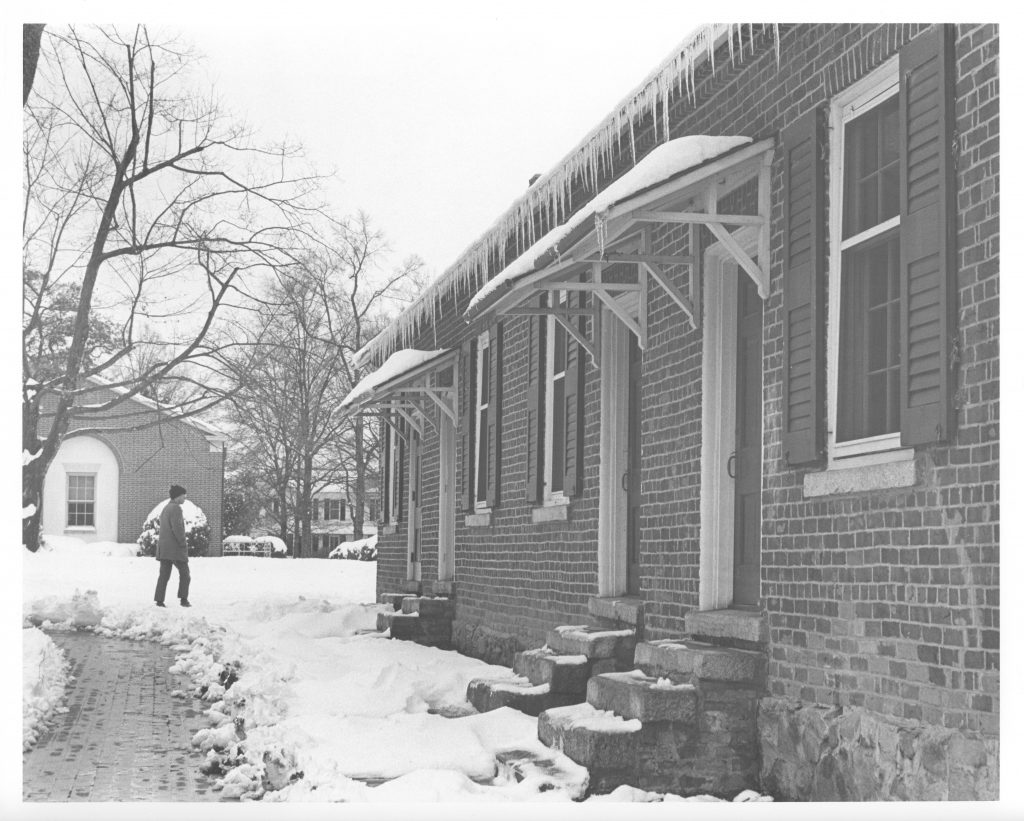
562 291 585 496
486 322 503 507
899 25 957 447
781 106 826 466
525 308 544 503
382 416 391 522
459 338 475 512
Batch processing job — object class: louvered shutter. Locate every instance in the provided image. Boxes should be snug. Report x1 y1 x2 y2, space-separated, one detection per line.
900 25 957 446
459 338 475 511
486 322 503 507
563 291 585 496
781 106 826 466
524 306 544 503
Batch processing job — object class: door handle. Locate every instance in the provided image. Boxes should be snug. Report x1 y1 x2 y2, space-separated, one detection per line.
727 452 737 479
621 471 630 492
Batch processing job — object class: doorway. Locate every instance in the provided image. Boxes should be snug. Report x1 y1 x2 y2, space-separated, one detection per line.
626 334 642 595
699 228 763 610
407 429 422 583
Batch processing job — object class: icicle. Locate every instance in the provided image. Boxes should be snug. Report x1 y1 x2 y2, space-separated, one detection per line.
594 214 607 257
774 24 781 66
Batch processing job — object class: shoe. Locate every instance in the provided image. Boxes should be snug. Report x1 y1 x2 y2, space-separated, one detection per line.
180 599 192 607
155 601 166 607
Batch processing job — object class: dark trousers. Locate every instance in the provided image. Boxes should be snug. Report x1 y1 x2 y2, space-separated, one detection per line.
155 560 191 602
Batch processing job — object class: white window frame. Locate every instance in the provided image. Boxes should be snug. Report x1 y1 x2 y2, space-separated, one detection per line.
826 56 913 470
473 331 491 510
66 472 97 530
387 422 400 525
543 291 569 504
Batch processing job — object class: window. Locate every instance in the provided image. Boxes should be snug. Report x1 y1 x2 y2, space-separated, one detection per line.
543 292 569 500
829 59 908 462
66 473 96 528
323 499 345 520
474 331 490 508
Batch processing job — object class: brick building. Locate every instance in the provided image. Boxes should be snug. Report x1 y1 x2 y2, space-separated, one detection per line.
40 379 228 554
344 25 998 799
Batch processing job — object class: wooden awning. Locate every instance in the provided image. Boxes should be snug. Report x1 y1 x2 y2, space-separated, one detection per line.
464 137 776 364
335 348 458 437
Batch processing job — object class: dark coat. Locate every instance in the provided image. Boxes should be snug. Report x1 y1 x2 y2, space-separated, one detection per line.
156 501 189 561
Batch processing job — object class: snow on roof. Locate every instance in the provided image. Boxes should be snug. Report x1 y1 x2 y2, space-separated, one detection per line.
83 375 228 439
354 24 779 369
337 349 449 414
466 135 752 315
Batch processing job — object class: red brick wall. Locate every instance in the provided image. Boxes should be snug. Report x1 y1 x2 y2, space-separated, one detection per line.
372 24 999 735
39 386 226 554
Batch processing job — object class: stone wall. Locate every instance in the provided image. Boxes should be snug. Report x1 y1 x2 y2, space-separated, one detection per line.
758 698 998 800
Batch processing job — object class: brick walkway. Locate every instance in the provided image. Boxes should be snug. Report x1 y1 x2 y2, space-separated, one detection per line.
23 631 223 802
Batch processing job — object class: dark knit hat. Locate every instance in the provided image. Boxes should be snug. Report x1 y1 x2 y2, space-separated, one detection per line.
170 484 187 499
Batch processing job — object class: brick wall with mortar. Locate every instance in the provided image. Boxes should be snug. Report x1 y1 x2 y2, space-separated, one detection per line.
371 25 998 742
39 385 226 555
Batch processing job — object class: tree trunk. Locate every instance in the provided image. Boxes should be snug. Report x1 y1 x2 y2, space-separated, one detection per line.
22 391 64 552
300 454 313 558
353 415 365 540
23 24 45 106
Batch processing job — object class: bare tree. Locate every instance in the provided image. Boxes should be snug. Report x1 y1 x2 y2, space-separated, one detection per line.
22 25 323 551
223 216 423 557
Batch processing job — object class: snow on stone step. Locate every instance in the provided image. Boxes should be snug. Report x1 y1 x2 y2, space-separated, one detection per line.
512 648 590 694
587 670 698 723
494 747 589 799
378 592 408 611
537 703 642 773
467 676 581 716
635 639 764 684
545 624 636 663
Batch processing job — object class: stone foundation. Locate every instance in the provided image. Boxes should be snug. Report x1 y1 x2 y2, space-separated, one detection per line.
758 698 998 801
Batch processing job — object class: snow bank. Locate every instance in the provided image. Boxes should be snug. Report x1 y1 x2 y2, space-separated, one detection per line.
22 544 770 802
145 497 208 530
22 626 70 750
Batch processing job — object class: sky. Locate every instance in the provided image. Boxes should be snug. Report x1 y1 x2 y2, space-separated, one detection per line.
174 2 702 284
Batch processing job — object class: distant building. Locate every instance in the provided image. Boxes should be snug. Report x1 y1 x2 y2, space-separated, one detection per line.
39 378 227 553
255 483 379 556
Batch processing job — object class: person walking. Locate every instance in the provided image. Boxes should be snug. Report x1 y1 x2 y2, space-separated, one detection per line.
154 485 192 607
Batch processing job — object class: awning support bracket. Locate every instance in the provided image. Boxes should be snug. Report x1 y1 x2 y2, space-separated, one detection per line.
593 262 645 349
643 261 698 330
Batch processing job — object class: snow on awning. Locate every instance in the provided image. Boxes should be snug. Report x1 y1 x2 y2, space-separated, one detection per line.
353 26 781 370
465 135 753 319
336 349 457 427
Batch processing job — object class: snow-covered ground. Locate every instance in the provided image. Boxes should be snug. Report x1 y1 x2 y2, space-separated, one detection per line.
22 626 70 751
22 537 770 803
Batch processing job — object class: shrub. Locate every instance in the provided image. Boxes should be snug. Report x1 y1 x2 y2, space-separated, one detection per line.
137 499 210 557
328 535 377 561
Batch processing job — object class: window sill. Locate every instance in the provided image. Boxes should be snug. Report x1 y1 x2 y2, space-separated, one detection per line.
532 501 569 524
465 511 491 527
65 526 96 533
381 524 397 536
803 457 916 497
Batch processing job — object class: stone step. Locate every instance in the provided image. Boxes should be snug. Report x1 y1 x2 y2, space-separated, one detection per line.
494 748 588 799
684 609 767 649
588 596 644 630
399 595 455 618
545 624 635 666
400 580 422 594
385 612 451 648
378 592 408 611
376 610 395 632
587 671 698 723
538 703 642 793
466 677 581 717
634 640 764 684
512 648 591 694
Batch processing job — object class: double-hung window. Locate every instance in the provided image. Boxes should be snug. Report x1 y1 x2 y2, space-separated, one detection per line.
829 59 908 463
66 473 96 528
474 331 490 509
543 291 569 501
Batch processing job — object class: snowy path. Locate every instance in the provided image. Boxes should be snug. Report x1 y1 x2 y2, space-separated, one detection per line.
22 631 221 802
